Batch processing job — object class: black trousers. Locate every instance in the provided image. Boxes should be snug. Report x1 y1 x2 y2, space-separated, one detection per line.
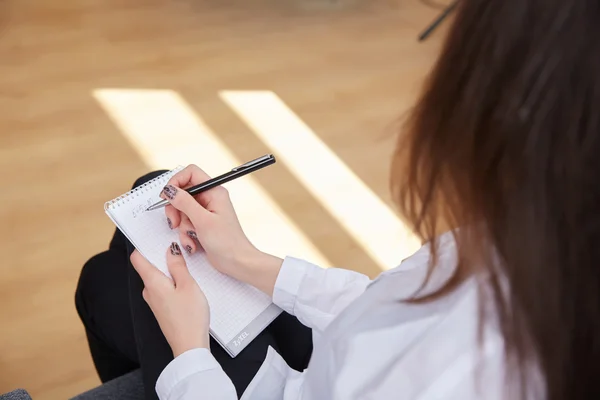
75 171 313 400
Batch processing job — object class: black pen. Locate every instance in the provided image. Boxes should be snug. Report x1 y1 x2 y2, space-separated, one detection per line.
145 154 276 212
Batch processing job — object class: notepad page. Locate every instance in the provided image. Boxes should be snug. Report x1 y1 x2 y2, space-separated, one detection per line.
105 169 276 346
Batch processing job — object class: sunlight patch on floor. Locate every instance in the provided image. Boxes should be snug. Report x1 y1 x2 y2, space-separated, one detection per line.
220 90 420 270
93 88 331 266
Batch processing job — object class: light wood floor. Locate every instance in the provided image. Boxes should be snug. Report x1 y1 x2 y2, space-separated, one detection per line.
0 0 448 398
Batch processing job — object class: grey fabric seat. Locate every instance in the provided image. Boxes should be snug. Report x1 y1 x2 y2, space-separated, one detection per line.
0 369 145 400
70 370 145 400
0 389 31 400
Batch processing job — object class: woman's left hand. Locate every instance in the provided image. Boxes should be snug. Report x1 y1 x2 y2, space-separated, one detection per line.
130 243 210 357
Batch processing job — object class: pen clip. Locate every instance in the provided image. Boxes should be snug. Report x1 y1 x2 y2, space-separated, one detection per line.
231 154 272 171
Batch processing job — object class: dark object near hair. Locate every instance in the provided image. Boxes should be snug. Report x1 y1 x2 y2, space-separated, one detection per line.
418 1 459 41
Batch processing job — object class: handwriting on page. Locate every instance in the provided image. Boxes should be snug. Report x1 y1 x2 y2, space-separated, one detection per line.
132 198 155 218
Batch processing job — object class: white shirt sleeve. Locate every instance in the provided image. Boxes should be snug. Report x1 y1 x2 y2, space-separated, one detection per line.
154 257 372 400
272 257 372 332
155 348 237 400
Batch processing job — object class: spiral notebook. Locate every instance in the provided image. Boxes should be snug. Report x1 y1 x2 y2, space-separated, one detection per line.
104 167 282 357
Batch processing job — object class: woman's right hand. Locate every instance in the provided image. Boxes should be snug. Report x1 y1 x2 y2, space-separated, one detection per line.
160 164 283 296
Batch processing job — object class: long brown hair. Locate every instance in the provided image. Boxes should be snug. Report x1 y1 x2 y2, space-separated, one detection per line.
391 1 600 399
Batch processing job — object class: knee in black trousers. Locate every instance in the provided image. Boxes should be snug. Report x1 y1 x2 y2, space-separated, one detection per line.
75 250 141 383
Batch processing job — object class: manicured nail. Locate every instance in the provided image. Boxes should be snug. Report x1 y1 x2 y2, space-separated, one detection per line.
187 230 198 241
185 245 193 254
167 217 173 229
170 242 181 256
163 185 177 200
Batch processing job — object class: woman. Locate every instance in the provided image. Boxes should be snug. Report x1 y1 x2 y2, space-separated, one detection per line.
76 0 600 399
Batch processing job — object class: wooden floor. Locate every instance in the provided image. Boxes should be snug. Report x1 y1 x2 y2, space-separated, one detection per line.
0 0 448 398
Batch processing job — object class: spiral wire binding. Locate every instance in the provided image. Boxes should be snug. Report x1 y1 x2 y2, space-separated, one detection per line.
105 166 184 210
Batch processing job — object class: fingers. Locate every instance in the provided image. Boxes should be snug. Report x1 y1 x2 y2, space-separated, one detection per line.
178 213 198 254
130 250 169 288
167 242 193 288
165 164 229 212
162 165 211 221
164 204 181 230
161 183 211 227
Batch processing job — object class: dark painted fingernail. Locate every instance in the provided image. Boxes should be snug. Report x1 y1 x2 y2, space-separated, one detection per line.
163 185 177 200
170 242 181 256
187 230 198 240
167 217 173 229
185 245 193 254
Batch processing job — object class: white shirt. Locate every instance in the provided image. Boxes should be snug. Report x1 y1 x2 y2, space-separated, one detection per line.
155 232 509 399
